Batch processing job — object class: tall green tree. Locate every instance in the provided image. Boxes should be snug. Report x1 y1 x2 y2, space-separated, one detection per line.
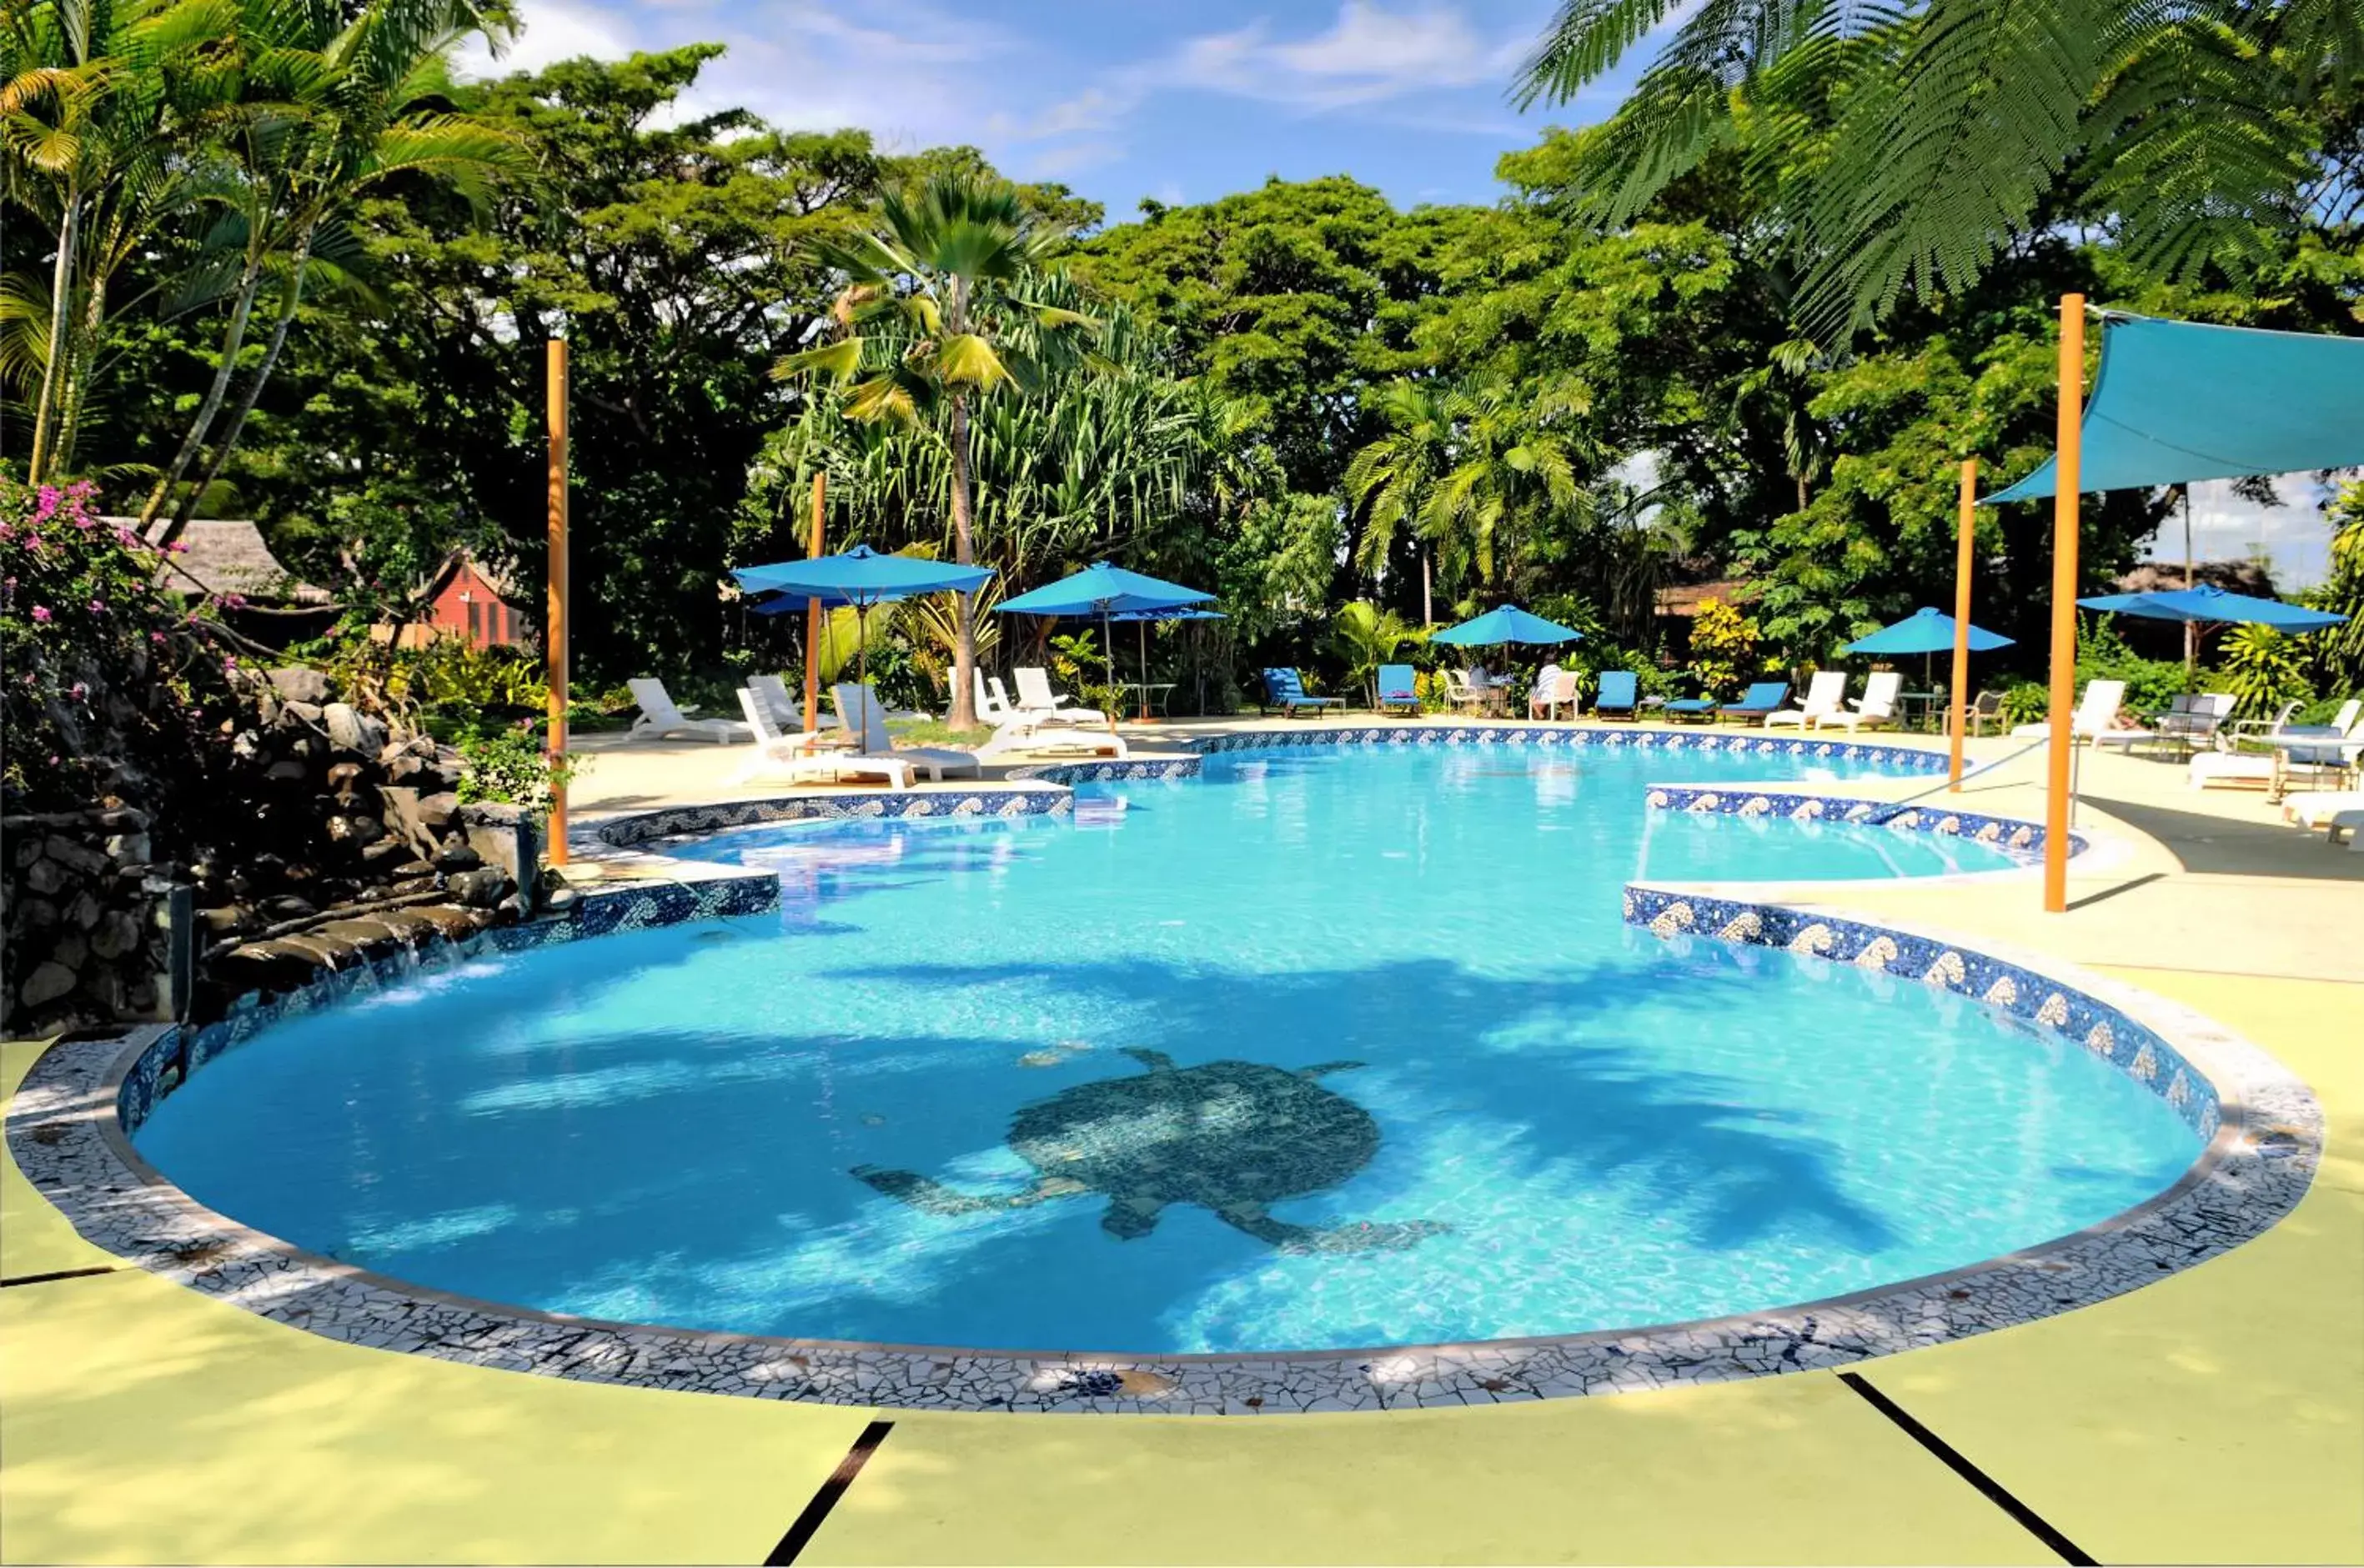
140 0 521 540
774 173 1091 726
1514 0 2361 333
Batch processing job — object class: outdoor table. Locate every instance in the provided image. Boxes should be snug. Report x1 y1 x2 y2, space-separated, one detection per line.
1898 690 1945 731
1120 681 1177 719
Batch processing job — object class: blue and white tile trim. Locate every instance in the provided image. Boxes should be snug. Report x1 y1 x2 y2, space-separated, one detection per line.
1624 888 2217 1135
1641 785 2078 860
1187 724 1952 770
585 785 1077 854
7 877 2317 1416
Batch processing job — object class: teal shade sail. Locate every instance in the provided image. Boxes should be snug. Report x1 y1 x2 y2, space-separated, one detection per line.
1984 316 2364 503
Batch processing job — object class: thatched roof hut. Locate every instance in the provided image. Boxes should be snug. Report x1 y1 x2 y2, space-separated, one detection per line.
119 518 334 607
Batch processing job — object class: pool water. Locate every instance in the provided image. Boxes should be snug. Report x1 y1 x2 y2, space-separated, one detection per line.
138 744 2198 1354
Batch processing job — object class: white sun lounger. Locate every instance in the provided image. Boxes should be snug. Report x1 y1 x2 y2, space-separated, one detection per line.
2011 679 2146 746
2190 704 2363 791
732 689 910 789
750 674 809 730
628 678 750 744
833 683 982 780
1764 670 1848 729
1012 667 1106 725
1820 670 1903 732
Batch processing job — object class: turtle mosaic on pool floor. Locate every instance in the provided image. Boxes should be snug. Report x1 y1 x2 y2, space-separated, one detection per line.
852 1048 1445 1254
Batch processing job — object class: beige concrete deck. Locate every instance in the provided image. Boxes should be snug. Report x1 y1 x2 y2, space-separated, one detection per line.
8 713 2359 1564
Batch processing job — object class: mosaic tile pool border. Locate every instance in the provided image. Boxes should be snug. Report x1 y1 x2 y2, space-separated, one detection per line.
1640 785 2078 859
585 785 1077 852
8 873 2317 1415
1187 723 1954 771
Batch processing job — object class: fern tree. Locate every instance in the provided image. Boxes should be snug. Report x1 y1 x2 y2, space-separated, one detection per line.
1514 0 2359 333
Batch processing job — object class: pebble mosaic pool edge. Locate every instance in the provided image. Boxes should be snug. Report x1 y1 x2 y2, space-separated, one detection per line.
3 731 2322 1416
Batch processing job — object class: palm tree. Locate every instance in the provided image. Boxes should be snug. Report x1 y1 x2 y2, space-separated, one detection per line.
3 0 240 482
1343 378 1455 624
140 0 519 539
775 173 1092 727
1514 0 2354 333
1421 381 1590 599
1331 599 1415 709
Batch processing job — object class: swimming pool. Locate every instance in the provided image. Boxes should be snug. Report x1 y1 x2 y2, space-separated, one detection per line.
135 742 2200 1359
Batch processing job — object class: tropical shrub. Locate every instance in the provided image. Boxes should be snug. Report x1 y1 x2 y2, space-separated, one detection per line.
1686 599 1762 699
1332 599 1415 708
0 478 241 815
2218 626 2312 719
451 719 577 817
2000 682 2051 728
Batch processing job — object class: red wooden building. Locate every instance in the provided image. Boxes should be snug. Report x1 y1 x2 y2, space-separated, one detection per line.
381 551 528 649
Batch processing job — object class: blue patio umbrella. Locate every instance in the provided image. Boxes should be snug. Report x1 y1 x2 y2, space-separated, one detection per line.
1430 604 1585 647
2075 584 2346 630
2077 584 2346 684
1846 605 2015 687
736 544 994 694
998 563 1214 727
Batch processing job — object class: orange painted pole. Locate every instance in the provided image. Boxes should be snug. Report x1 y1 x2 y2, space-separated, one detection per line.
545 338 570 868
2042 295 2085 913
802 471 826 730
1949 458 1976 791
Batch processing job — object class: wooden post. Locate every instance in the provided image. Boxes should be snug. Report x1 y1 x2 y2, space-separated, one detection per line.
802 471 826 729
545 338 570 868
2043 295 2085 914
1949 458 1976 791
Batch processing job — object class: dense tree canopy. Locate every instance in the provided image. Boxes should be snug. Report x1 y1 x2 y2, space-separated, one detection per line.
7 1 2360 717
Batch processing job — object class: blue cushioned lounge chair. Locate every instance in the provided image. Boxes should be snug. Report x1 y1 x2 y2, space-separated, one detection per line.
1716 680 1789 724
1594 669 1639 720
1661 695 1718 722
1376 664 1419 715
1263 668 1344 719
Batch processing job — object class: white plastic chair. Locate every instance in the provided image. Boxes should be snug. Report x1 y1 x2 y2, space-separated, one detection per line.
749 674 807 731
1527 664 1563 720
732 689 908 789
832 684 982 779
1764 670 1849 729
2011 679 2138 744
627 678 749 744
1012 667 1106 724
1822 671 1903 733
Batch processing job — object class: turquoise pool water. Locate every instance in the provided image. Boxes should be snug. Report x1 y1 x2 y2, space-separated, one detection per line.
137 744 2198 1354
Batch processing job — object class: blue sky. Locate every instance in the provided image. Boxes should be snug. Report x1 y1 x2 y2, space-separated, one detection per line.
460 0 1647 217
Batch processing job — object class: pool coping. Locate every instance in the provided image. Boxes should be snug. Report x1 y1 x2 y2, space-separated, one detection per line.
3 730 2323 1415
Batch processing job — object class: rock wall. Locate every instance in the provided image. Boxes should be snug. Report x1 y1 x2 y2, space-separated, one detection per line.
4 665 558 1035
2 805 178 1029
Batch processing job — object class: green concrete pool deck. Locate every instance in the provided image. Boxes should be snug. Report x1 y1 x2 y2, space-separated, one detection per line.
6 717 2360 1564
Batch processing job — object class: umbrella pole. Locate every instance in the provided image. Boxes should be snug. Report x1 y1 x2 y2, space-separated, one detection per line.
1102 607 1117 734
856 601 870 711
1137 619 1150 722
1950 460 1975 791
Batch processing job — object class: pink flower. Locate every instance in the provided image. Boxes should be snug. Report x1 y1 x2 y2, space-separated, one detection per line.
72 511 96 531
150 630 168 645
168 540 188 554
30 604 50 623
88 599 103 614
222 591 248 609
69 681 87 702
32 487 60 523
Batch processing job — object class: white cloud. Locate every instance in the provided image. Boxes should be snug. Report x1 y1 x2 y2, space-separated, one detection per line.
2141 474 2351 590
457 0 638 77
1167 3 1523 112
